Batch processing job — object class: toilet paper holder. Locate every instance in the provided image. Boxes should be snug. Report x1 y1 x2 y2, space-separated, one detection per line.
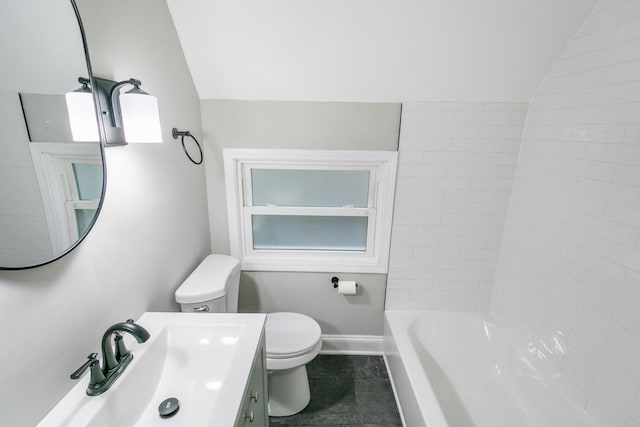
331 276 357 289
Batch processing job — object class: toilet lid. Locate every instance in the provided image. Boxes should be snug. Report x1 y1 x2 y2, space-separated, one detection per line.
174 254 240 304
266 312 321 358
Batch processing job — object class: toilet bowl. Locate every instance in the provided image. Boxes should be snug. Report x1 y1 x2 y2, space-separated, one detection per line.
265 312 322 416
174 254 322 417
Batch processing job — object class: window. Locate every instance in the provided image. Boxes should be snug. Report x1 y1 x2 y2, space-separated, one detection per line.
29 143 103 253
224 149 397 273
59 160 103 241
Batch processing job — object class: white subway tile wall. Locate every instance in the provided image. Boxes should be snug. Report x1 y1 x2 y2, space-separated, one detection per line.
0 91 51 265
386 101 526 311
492 1 640 426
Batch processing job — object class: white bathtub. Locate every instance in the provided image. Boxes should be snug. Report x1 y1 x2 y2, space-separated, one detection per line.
384 311 597 427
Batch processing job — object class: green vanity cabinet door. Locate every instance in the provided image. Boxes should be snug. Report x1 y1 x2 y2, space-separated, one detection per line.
236 335 269 427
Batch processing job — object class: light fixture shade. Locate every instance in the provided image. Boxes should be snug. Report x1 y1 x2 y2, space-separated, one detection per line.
65 91 99 142
119 92 162 143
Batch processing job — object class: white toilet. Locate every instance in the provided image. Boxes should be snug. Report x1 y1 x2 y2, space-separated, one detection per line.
175 254 322 417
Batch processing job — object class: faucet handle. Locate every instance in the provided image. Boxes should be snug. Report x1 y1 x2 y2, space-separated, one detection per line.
114 332 130 361
70 353 98 379
112 320 137 361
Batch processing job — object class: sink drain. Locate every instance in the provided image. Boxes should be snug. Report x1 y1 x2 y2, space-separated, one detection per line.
158 397 180 418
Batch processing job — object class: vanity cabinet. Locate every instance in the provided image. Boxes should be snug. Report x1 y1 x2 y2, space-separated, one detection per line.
236 333 269 427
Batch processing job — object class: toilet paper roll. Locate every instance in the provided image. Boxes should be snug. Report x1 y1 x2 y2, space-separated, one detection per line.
337 280 357 295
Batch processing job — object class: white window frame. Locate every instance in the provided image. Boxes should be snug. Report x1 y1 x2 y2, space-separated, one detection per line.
29 142 102 253
224 149 398 273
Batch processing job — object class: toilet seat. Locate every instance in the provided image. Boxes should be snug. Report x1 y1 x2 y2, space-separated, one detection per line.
265 312 322 371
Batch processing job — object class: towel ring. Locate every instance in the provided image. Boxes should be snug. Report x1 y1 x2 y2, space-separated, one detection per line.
172 128 203 165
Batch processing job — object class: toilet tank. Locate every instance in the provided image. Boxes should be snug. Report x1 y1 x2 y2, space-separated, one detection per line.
175 254 241 313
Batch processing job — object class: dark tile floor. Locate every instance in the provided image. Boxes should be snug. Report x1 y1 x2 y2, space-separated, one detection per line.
269 355 403 427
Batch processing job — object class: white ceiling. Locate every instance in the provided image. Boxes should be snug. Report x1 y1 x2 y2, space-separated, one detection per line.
166 0 597 102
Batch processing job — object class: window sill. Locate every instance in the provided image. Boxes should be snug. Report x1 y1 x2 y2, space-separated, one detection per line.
239 254 389 274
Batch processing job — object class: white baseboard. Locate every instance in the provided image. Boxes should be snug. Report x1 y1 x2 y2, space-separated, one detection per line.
320 334 384 355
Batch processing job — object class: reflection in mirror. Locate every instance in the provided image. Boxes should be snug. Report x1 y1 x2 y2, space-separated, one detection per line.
0 0 105 269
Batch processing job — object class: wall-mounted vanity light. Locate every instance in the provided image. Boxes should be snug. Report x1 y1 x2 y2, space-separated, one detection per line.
94 77 162 146
65 77 100 142
67 76 162 146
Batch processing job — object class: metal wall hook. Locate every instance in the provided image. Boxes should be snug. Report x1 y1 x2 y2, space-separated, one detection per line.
172 128 190 139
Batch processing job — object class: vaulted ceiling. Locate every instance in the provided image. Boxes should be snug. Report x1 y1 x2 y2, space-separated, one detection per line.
166 0 597 102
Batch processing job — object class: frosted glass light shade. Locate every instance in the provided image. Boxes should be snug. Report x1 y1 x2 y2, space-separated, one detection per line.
65 91 99 142
120 93 162 143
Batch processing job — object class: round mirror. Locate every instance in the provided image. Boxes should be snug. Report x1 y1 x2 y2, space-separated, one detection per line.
0 0 105 269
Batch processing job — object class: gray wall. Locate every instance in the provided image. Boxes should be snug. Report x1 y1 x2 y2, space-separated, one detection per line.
202 100 400 335
0 1 210 425
240 272 388 335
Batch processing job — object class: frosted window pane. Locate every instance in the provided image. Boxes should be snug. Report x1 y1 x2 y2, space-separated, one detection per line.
73 163 103 201
75 208 97 236
252 215 367 251
251 169 369 207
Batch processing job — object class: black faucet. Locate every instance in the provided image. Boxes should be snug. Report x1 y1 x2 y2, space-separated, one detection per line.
71 319 150 396
101 319 150 373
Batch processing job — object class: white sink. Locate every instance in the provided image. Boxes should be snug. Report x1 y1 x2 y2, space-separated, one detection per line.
38 312 267 427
